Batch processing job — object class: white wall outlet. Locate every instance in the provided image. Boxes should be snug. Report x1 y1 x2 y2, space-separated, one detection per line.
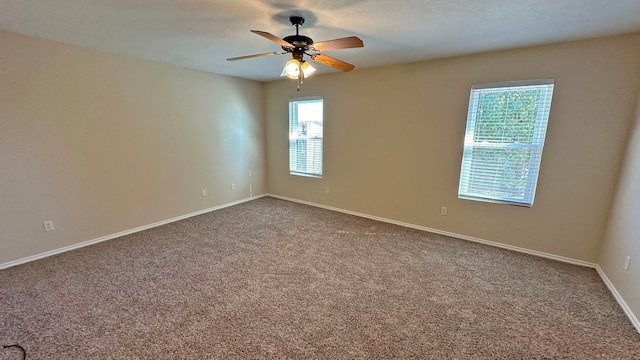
231 183 236 191
43 220 55 232
201 189 207 197
249 170 252 177
624 256 631 271
440 206 448 216
325 187 329 194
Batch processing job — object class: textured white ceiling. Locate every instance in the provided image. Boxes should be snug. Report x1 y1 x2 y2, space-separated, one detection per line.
2 0 640 81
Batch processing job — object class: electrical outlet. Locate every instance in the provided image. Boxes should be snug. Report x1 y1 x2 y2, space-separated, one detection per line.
440 206 448 216
43 220 55 232
231 183 236 191
249 170 252 177
624 256 631 271
201 189 207 197
325 187 329 194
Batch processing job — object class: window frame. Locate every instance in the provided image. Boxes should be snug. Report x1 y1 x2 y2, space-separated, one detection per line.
289 97 324 178
458 79 555 207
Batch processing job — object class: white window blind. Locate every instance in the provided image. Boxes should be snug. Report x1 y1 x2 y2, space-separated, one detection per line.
458 80 554 206
289 97 323 177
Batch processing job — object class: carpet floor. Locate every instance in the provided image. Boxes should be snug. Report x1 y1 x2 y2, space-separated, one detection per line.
1 197 639 359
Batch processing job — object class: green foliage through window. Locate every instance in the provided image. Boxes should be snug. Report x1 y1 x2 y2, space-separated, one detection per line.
459 81 554 206
474 89 541 144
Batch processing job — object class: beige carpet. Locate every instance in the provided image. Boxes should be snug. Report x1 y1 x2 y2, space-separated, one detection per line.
1 197 639 359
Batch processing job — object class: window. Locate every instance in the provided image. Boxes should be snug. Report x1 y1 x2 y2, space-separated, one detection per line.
458 80 554 207
289 97 323 177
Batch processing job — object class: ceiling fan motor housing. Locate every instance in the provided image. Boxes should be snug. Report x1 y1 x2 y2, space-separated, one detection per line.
282 35 313 51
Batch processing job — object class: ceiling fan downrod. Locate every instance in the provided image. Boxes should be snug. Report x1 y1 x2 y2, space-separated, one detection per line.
290 16 305 35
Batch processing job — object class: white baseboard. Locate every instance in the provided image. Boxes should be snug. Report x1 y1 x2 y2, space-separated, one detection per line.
267 194 596 268
0 194 266 270
267 194 640 334
595 265 640 334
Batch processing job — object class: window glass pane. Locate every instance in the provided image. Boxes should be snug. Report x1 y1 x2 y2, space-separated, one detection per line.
289 98 323 177
467 147 533 201
458 81 554 206
474 89 541 144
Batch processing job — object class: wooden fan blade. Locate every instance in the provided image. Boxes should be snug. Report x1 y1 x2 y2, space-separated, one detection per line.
313 54 355 72
226 52 285 61
311 36 363 51
250 30 293 48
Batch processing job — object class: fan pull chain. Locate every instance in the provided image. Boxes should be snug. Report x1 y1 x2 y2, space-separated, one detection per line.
297 61 303 91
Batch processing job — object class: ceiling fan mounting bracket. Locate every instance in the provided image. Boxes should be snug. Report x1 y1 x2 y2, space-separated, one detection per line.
289 16 305 28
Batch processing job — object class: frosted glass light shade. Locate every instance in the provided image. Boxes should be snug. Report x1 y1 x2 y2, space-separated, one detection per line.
283 59 316 79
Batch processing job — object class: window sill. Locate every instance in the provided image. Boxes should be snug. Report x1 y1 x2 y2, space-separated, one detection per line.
290 172 322 179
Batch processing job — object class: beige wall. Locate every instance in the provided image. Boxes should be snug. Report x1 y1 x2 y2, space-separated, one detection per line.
265 33 640 263
600 93 640 321
0 30 266 265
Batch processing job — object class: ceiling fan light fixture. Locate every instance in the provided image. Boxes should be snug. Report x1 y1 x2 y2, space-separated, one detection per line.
283 59 316 79
283 58 301 79
301 61 316 77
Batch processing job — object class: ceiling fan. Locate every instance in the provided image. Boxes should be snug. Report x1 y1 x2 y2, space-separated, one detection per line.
227 16 364 89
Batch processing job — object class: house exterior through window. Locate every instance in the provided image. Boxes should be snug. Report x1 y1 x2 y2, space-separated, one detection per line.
289 97 323 177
